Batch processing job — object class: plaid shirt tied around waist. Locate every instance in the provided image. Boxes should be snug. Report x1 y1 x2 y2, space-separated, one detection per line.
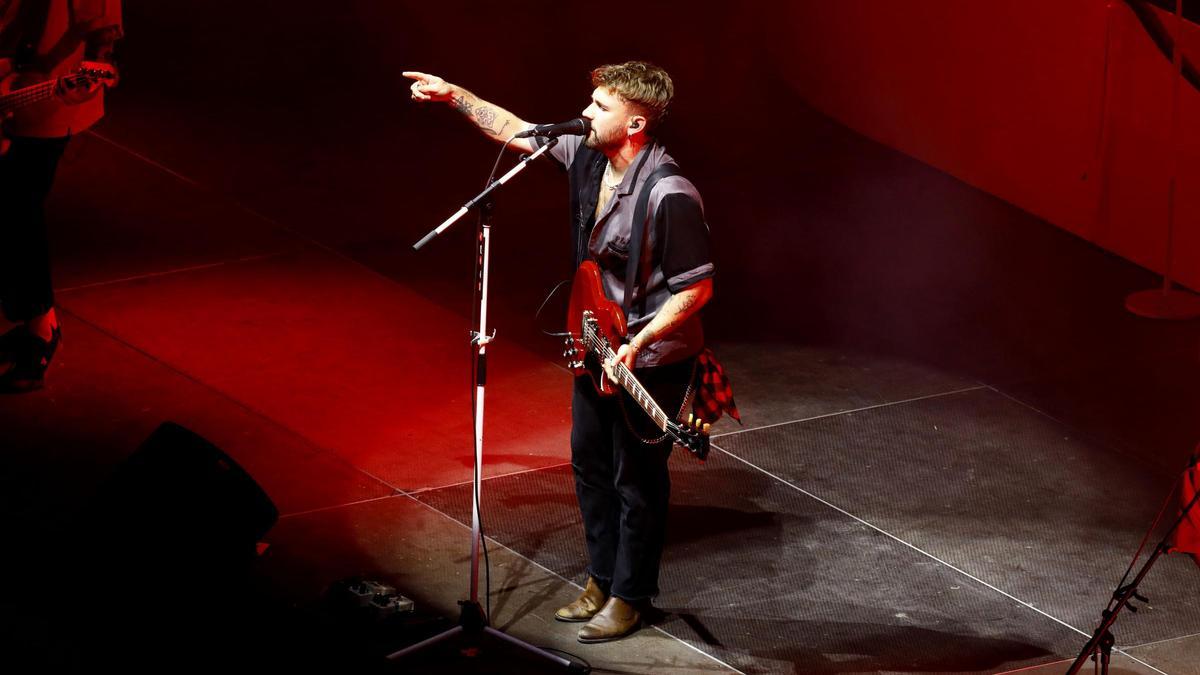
693 348 740 426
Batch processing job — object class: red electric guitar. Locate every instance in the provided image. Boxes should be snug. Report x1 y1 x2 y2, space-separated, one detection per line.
0 60 117 154
564 261 711 460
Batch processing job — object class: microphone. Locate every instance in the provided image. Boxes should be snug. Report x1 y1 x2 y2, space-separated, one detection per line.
515 118 591 139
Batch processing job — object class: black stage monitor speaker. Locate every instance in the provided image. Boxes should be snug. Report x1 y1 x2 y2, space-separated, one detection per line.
91 421 279 572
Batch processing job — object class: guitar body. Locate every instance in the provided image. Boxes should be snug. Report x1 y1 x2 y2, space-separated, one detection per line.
566 260 626 397
0 61 117 156
564 260 711 460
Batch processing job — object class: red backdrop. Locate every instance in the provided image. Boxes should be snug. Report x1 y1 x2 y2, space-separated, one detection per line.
768 0 1200 291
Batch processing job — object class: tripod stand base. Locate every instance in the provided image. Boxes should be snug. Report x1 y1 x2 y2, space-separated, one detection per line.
1125 288 1200 319
385 601 577 670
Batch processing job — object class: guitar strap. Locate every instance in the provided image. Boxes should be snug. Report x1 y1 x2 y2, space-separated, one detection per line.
623 162 680 320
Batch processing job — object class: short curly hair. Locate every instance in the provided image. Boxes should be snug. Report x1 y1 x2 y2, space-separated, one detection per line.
590 61 674 132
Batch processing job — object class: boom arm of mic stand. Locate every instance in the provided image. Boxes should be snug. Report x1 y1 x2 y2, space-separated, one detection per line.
412 137 559 251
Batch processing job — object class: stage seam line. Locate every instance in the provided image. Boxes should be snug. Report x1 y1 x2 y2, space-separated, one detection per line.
404 493 746 674
86 130 202 187
55 253 287 294
984 384 1178 482
55 306 410 501
711 384 987 439
1122 630 1200 650
707 440 1169 675
409 461 573 495
278 494 404 520
991 658 1072 674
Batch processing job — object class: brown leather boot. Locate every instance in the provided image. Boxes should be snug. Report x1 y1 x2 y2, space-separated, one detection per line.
554 576 607 622
577 596 641 643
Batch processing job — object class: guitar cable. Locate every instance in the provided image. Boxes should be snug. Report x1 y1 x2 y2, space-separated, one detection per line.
535 279 572 338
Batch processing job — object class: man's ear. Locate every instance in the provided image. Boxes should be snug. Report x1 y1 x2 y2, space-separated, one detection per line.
628 115 648 135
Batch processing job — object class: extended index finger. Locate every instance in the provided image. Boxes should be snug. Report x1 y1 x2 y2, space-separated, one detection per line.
401 71 431 83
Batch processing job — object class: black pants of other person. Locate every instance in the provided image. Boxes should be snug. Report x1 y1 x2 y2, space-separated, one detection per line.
570 355 695 604
0 136 69 323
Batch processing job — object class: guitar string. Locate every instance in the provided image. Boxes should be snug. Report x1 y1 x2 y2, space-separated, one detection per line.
1 75 105 113
582 327 669 428
1 83 58 112
582 326 705 450
584 330 654 408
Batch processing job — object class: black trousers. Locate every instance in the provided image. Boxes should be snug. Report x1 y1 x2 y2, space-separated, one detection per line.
0 135 69 323
570 356 695 602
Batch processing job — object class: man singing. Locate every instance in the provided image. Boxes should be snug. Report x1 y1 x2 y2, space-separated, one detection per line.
404 61 713 643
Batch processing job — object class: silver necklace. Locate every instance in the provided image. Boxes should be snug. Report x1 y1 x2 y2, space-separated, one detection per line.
603 161 622 190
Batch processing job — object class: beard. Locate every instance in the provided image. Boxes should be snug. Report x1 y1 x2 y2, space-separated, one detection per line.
584 123 625 151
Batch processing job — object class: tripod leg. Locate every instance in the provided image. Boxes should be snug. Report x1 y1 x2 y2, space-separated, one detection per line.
483 626 574 668
385 625 464 660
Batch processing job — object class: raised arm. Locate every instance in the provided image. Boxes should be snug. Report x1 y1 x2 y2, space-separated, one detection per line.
403 71 536 153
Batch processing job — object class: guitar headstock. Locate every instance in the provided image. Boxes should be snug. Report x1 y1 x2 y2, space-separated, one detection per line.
76 61 117 80
668 413 711 461
62 61 117 92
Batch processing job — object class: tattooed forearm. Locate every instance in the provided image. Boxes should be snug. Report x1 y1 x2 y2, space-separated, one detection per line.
441 85 530 147
453 96 513 136
475 107 512 136
631 279 712 350
674 294 698 313
476 106 497 129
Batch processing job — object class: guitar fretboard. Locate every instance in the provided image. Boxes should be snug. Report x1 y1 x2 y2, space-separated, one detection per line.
0 80 58 114
583 325 670 431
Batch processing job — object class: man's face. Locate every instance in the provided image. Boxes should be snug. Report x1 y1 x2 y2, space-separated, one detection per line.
582 87 637 151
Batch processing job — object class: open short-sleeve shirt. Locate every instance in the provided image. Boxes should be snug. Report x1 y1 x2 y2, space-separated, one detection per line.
533 131 713 367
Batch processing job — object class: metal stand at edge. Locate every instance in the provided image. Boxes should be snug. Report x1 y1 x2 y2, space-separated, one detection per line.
1066 485 1200 674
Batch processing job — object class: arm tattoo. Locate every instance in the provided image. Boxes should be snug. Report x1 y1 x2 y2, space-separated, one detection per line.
457 100 508 136
635 281 711 350
675 294 698 313
476 106 509 136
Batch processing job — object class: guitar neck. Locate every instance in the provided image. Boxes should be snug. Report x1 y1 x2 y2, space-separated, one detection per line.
589 337 672 432
0 80 58 114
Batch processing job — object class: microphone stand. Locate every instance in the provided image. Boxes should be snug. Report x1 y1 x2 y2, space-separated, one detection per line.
1065 481 1200 674
388 137 576 670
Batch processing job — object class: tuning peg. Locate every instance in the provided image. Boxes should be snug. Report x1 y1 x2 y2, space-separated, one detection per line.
702 422 711 434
